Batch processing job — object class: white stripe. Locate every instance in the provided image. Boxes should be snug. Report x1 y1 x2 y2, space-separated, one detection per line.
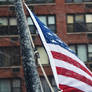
48 44 92 75
48 44 86 67
58 75 92 92
55 59 92 80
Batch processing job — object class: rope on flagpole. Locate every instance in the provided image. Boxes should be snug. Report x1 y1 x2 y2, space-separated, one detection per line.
28 29 55 92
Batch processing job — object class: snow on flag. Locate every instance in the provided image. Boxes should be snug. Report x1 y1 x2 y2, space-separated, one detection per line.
24 3 92 92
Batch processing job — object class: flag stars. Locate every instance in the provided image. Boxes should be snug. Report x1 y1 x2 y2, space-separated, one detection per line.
44 25 49 30
47 32 53 36
51 39 57 43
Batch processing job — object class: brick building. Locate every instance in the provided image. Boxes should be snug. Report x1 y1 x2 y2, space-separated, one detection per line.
0 0 92 92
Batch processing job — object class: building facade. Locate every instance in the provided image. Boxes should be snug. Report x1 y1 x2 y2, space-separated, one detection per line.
0 0 92 92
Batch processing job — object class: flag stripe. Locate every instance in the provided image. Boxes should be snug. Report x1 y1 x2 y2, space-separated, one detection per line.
59 84 83 92
56 67 92 86
48 44 86 67
51 51 92 77
58 75 92 92
54 58 92 81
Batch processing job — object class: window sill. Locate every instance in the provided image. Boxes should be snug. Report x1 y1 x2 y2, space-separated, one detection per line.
0 35 19 38
0 3 56 7
0 66 21 69
27 3 56 6
64 3 83 5
64 2 92 5
67 32 92 35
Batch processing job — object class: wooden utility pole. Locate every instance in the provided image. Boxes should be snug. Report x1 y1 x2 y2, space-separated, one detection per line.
15 0 42 92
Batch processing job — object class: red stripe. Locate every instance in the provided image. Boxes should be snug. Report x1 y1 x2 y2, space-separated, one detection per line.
56 67 92 86
59 84 83 92
51 51 92 77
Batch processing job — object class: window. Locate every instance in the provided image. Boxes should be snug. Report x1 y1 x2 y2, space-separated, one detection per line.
40 77 51 92
27 17 36 34
73 0 83 3
88 44 92 61
0 79 21 92
37 47 49 64
67 14 92 33
86 14 92 32
69 44 92 62
50 77 58 92
0 17 18 35
12 79 21 92
27 15 56 33
65 0 92 3
77 45 87 61
0 18 8 26
40 77 58 92
67 15 74 32
65 0 73 3
0 46 20 67
74 14 85 32
26 0 55 4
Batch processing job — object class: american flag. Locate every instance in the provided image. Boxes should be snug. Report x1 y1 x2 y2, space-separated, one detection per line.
25 3 92 92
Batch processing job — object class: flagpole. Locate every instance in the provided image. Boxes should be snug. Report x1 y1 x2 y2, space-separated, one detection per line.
15 0 42 92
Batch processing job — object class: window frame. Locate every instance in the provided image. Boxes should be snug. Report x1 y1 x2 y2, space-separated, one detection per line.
38 15 56 33
0 16 18 36
0 46 21 67
66 13 92 33
0 78 21 92
27 14 56 34
69 44 92 62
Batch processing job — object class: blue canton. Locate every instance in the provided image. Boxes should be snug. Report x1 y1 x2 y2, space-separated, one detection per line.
33 13 75 54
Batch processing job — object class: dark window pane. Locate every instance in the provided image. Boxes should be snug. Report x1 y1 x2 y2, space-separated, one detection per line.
48 25 56 33
65 0 72 3
12 79 21 92
26 0 54 3
84 0 92 2
88 56 92 61
88 44 92 61
29 25 36 34
74 23 86 32
8 26 18 35
48 0 54 3
13 88 21 92
74 0 83 3
0 26 18 35
86 24 92 32
35 0 46 3
0 26 8 35
0 46 20 67
40 77 50 92
67 24 74 32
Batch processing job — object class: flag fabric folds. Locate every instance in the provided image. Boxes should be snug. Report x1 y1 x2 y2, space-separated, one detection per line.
25 3 92 92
